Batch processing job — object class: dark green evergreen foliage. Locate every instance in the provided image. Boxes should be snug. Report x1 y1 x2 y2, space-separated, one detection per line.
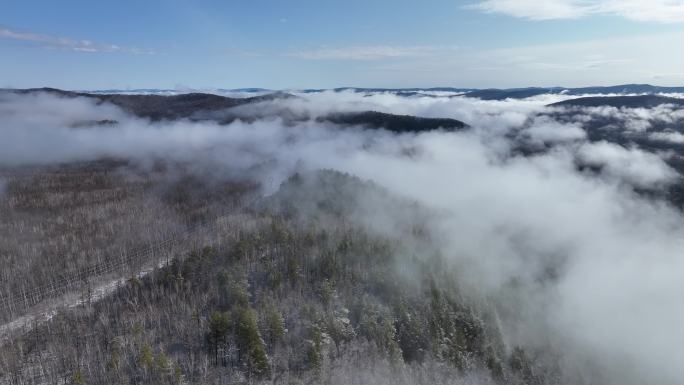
234 306 271 378
208 312 231 364
356 298 402 361
138 344 155 370
263 304 286 346
509 347 543 385
71 371 86 385
305 324 324 373
486 346 505 381
394 301 430 363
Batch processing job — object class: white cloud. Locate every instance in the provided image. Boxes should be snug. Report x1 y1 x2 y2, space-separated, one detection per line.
562 103 684 133
468 0 593 20
650 131 684 144
597 0 684 22
525 116 587 143
578 141 678 187
469 0 684 22
287 45 455 60
319 32 684 88
0 27 154 54
2 91 684 384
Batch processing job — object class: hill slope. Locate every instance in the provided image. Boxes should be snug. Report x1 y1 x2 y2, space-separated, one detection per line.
549 95 684 108
1 88 468 132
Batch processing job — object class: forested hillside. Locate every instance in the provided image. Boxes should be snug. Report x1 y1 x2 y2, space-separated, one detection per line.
0 171 547 385
3 86 683 385
0 161 253 324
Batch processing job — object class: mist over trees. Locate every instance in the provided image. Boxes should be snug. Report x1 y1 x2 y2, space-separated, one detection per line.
0 170 545 385
1 89 684 385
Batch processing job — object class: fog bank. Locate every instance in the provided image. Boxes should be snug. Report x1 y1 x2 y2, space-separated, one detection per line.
1 90 683 384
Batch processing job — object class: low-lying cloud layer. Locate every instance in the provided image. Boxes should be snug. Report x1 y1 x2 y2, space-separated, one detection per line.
1 90 683 384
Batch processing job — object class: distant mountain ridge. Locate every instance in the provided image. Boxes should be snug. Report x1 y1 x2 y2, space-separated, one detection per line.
305 84 684 99
303 84 684 97
0 87 467 133
464 84 684 101
549 95 684 108
6 84 682 99
1 87 295 120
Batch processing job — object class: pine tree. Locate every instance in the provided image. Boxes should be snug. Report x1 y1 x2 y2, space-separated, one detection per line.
208 311 231 364
71 371 86 385
235 306 271 378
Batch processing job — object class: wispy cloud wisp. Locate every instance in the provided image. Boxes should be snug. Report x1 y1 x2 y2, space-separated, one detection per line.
287 45 456 60
0 27 155 54
468 0 684 23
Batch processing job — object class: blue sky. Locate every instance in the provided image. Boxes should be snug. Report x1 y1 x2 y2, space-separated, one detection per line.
2 0 684 89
